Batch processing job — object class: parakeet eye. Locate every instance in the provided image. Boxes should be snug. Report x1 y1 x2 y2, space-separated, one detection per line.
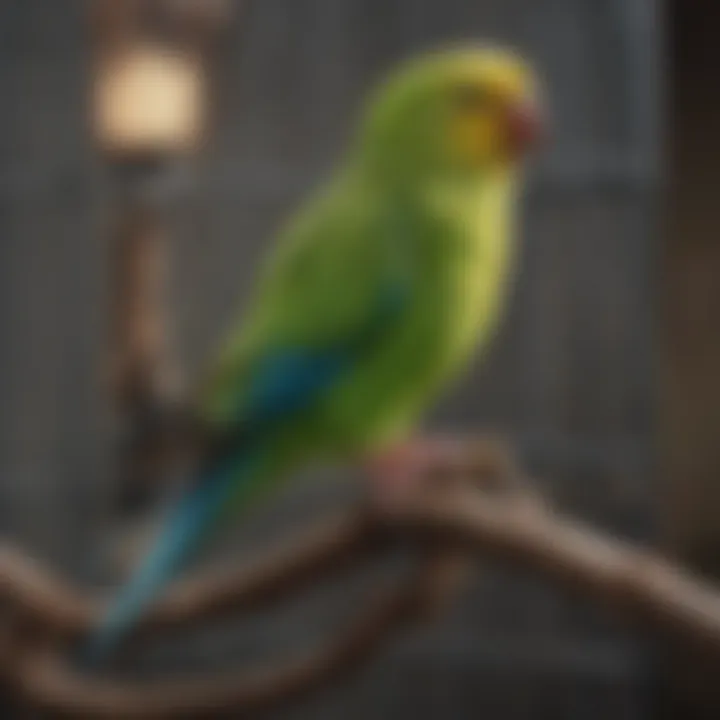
452 83 489 114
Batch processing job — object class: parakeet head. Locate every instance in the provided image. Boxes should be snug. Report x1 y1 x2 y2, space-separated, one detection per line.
359 45 545 184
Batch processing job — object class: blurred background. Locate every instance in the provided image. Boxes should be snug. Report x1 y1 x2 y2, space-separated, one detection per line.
0 0 674 718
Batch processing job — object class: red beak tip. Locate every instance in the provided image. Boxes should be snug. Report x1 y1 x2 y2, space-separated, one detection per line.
508 103 546 153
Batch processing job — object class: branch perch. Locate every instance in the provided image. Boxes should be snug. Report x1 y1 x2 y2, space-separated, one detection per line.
0 511 379 641
2 446 720 718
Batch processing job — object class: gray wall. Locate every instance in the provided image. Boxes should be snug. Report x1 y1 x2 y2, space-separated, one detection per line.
0 1 660 718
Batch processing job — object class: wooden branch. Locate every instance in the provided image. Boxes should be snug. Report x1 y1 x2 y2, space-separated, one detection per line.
405 487 720 654
0 511 379 641
3 452 720 717
109 203 179 412
3 559 434 720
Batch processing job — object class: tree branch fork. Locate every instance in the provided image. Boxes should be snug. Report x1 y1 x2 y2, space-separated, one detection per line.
1 439 720 718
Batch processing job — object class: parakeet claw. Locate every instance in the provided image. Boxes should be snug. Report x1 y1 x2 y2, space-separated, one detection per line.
365 437 465 514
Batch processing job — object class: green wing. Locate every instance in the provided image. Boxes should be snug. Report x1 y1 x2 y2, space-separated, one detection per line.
197 184 413 436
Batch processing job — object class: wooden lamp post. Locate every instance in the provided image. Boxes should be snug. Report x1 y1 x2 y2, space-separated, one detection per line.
87 0 234 515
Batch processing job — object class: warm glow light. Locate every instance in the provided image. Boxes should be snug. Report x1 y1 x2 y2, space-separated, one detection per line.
93 44 205 155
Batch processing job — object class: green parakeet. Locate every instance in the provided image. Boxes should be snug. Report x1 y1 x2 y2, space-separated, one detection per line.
86 44 543 662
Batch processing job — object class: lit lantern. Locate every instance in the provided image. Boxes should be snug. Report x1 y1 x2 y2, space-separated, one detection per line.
92 43 205 158
88 0 233 160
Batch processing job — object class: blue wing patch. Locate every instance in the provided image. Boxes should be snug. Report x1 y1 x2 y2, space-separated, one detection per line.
235 278 410 432
240 350 350 427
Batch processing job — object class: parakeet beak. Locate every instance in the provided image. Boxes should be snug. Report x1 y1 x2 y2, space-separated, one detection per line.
505 98 545 157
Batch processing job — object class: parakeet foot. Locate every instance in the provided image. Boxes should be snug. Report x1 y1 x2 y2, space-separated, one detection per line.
365 437 465 514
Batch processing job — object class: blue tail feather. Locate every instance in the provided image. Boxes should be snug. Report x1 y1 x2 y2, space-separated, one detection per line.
82 450 259 666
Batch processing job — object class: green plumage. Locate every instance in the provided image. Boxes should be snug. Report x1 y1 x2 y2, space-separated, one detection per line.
201 168 517 458
199 45 536 486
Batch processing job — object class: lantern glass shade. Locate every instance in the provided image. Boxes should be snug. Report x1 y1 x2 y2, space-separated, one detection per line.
92 44 205 157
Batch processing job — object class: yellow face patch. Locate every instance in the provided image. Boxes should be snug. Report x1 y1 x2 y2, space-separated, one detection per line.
446 52 536 167
450 109 500 165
